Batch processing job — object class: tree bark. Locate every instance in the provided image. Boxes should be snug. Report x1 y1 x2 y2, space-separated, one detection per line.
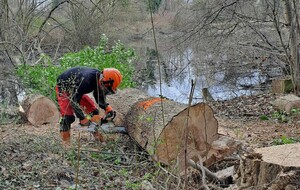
283 0 300 94
239 144 300 189
19 89 241 175
20 94 59 126
107 88 241 174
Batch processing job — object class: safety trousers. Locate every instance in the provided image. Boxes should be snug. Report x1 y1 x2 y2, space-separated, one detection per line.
55 86 97 131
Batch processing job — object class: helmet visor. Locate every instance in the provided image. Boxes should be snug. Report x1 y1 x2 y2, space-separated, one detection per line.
103 80 116 94
105 85 116 94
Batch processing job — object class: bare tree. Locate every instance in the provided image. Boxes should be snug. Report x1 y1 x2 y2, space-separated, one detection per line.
0 0 143 105
282 0 300 93
169 0 300 94
0 0 68 105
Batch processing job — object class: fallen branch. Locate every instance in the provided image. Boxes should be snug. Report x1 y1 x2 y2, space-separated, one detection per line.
197 155 210 190
188 159 221 183
188 159 234 188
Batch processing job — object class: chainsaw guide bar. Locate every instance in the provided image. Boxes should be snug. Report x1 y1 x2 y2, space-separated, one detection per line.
74 121 127 134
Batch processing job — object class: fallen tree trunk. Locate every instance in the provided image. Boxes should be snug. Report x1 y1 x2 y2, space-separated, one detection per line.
20 94 59 126
239 143 300 189
107 88 241 174
20 89 241 175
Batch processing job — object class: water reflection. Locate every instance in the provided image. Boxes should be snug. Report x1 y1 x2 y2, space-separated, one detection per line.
140 49 273 104
143 71 268 104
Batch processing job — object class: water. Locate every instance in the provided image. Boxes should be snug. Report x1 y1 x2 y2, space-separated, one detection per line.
140 49 275 104
143 70 268 104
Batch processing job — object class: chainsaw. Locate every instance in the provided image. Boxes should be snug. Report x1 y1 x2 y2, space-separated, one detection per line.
74 113 127 134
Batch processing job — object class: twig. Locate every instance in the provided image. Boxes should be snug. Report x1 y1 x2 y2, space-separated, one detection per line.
198 155 210 190
38 0 69 34
188 159 222 184
158 165 181 180
79 148 148 157
147 0 170 164
97 161 149 168
75 133 81 189
184 79 196 188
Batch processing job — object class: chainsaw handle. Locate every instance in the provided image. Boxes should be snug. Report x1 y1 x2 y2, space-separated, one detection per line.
103 110 116 121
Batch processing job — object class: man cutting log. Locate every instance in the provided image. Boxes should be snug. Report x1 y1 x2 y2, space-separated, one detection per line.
55 66 122 145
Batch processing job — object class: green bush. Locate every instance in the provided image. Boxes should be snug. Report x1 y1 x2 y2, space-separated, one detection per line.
16 34 137 101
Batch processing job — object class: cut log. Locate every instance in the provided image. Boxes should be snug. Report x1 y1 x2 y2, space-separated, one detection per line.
107 88 241 174
239 143 300 189
270 94 300 113
20 94 59 126
106 88 149 126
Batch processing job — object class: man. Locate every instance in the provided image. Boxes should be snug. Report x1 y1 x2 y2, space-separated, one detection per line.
55 66 122 144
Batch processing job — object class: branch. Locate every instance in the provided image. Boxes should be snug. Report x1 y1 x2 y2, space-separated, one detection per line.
184 79 196 185
0 41 26 65
176 0 239 47
188 159 220 182
38 0 69 34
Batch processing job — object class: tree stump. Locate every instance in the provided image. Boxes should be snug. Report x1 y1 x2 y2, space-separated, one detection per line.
108 88 241 174
239 143 300 190
271 77 293 94
20 94 59 126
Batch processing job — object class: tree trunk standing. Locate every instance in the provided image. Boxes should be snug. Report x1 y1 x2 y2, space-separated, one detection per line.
0 1 19 106
290 0 300 94
292 0 300 94
283 0 300 94
0 0 8 38
163 0 171 11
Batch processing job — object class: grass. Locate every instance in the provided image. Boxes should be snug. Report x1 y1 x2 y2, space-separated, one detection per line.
272 136 300 145
260 108 300 123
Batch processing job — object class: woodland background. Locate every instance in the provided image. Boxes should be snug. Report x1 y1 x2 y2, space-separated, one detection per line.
1 0 300 107
1 1 300 190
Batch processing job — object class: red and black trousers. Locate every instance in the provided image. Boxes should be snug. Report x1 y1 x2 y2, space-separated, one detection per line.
55 86 98 131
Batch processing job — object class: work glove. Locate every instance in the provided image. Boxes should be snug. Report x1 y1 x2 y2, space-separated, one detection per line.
91 114 102 123
79 117 91 126
104 105 116 121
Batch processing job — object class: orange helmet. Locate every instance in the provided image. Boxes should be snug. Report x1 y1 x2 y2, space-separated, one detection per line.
102 68 122 94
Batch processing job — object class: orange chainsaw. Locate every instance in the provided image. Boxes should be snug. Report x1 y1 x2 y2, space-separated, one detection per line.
75 113 127 134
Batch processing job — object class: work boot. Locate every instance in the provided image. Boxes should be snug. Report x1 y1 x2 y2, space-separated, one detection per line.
60 131 71 147
93 131 105 143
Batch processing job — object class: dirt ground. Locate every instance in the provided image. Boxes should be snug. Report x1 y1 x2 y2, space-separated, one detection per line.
210 93 300 148
0 92 300 189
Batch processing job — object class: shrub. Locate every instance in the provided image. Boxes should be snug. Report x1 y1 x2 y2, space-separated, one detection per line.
16 34 137 101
